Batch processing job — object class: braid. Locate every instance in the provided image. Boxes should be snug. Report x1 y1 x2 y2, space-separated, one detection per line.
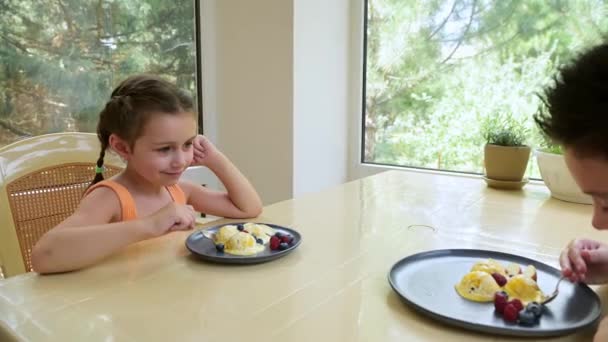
91 148 106 185
88 126 110 189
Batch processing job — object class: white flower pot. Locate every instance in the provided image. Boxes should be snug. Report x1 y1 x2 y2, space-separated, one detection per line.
536 150 592 205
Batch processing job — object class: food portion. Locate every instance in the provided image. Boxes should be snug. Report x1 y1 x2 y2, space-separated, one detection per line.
503 275 544 304
222 231 265 256
455 271 502 302
214 224 240 244
244 223 275 244
455 259 546 326
471 259 506 275
211 223 295 256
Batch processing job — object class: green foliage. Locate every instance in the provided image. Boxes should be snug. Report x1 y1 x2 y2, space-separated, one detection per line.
0 0 197 146
485 131 526 147
365 0 608 177
543 144 564 154
482 115 529 147
538 132 564 154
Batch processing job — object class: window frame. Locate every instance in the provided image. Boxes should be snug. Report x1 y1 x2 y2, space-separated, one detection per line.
350 0 542 183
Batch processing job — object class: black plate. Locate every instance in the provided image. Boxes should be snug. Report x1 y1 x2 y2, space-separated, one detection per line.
186 222 301 264
388 249 601 337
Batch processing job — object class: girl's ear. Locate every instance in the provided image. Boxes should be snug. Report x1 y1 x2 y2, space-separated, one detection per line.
109 134 132 160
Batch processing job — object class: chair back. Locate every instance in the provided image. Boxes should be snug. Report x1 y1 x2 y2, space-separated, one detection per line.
0 133 123 277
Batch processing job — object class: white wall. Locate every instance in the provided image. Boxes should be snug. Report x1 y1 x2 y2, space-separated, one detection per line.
197 0 294 205
196 0 354 205
293 0 350 197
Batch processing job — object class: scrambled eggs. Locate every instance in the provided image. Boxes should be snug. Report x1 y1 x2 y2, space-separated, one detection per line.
455 259 545 304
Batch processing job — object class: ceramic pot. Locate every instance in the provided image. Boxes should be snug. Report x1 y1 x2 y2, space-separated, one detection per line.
536 150 592 204
484 144 531 182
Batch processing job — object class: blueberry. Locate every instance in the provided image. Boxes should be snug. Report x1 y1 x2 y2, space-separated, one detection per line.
279 242 289 250
256 238 264 244
526 302 543 318
215 243 225 252
518 309 537 326
237 224 244 231
275 232 284 239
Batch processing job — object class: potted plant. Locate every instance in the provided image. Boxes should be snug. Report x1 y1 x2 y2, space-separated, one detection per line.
482 115 531 188
536 139 592 204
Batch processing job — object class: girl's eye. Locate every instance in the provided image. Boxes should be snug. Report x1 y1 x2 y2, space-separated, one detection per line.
157 146 171 153
185 141 193 148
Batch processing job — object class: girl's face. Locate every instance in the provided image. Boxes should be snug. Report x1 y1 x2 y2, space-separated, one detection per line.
127 112 197 186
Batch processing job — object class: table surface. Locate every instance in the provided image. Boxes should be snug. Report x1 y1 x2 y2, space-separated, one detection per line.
1 170 605 342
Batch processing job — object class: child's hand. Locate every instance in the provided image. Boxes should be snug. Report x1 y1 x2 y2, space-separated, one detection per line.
145 202 197 237
560 238 608 284
191 135 221 167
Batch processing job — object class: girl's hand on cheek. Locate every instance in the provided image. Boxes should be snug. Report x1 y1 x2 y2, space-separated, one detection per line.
191 135 221 167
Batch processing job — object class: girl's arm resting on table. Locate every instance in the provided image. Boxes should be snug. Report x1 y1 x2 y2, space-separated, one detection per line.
31 218 150 274
184 152 262 219
32 187 197 274
31 188 151 274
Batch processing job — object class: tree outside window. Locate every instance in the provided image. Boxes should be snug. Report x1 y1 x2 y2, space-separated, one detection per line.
0 0 200 147
363 0 607 178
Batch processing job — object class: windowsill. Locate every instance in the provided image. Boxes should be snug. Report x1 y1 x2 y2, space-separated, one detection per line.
356 162 547 187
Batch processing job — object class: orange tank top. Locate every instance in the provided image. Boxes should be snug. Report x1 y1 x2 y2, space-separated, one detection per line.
84 180 187 221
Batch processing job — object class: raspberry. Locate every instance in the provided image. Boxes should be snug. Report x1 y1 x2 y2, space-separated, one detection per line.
269 236 280 250
494 291 509 314
280 235 292 244
508 299 524 312
491 272 507 287
503 304 518 323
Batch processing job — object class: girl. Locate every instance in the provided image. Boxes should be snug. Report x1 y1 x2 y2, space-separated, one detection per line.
31 75 262 274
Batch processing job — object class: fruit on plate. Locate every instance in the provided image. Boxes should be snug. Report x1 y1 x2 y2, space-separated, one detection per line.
523 264 538 281
505 262 522 278
458 259 547 326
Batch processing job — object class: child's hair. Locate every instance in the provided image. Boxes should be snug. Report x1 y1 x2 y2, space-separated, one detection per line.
92 74 195 186
534 43 608 158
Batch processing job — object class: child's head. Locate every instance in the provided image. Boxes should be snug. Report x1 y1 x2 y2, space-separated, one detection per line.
535 43 608 229
93 74 197 185
534 43 608 159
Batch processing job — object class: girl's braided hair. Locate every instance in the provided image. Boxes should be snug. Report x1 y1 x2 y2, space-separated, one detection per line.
91 74 194 186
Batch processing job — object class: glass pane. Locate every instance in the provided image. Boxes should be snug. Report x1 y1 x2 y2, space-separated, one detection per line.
0 0 199 147
363 0 607 178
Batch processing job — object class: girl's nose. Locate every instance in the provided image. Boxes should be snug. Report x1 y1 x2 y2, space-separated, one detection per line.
172 151 188 168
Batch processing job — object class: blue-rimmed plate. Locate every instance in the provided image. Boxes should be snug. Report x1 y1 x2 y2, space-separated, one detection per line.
186 222 302 264
388 249 601 337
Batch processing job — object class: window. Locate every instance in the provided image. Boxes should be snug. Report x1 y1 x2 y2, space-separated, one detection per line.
0 0 202 148
363 0 607 178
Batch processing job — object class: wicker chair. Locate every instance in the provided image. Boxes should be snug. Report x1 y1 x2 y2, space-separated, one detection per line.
0 133 123 277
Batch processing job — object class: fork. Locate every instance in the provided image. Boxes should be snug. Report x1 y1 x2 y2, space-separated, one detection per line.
201 230 215 240
541 276 565 305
